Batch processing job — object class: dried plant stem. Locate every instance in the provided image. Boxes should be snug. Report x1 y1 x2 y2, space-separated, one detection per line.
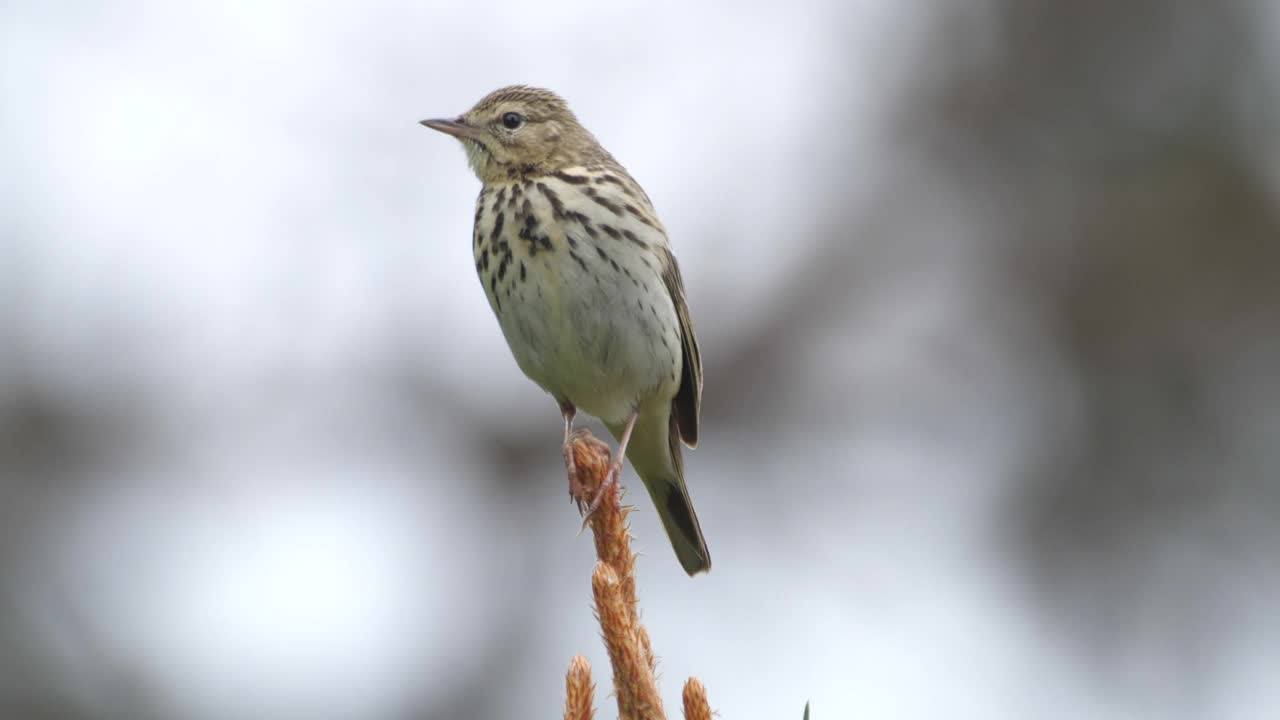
595 563 664 720
561 430 713 720
681 679 712 720
564 655 596 720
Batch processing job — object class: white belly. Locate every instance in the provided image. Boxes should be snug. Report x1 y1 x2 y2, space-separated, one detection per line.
495 242 681 424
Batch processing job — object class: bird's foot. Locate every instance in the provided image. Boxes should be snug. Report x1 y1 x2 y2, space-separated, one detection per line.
565 428 594 510
580 461 621 527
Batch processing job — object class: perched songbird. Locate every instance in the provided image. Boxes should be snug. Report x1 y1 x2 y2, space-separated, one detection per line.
420 86 710 575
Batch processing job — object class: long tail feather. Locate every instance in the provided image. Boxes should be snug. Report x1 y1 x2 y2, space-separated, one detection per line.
610 408 710 575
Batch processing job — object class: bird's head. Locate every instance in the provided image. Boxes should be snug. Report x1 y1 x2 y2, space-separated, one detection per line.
421 86 610 184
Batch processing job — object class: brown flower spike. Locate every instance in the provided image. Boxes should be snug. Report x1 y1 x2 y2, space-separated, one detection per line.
563 431 714 720
564 655 596 720
682 679 713 720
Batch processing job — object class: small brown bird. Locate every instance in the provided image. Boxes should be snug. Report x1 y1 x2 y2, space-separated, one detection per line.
421 86 710 575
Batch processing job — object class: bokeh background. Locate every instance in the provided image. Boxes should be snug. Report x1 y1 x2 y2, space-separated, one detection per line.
3 1 1279 718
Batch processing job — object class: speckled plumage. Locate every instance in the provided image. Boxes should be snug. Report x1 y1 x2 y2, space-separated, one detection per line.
422 86 709 575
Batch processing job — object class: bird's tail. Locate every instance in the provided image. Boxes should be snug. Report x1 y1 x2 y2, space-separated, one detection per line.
611 408 711 575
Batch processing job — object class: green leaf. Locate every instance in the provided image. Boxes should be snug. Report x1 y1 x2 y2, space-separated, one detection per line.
803 701 810 720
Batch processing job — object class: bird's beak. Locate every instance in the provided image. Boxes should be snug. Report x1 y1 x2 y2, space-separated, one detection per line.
420 116 479 140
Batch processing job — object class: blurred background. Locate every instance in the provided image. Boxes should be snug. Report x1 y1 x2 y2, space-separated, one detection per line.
3 1 1278 718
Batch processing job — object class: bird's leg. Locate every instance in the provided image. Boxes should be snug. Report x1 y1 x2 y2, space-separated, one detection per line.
584 409 639 519
560 401 585 503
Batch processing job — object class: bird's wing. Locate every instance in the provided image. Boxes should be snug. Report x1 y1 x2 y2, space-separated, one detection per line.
659 245 702 448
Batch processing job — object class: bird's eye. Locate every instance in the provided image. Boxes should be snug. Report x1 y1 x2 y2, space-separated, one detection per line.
501 112 525 130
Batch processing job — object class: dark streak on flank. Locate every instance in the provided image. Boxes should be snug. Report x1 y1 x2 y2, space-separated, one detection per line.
596 174 631 192
621 229 648 248
552 171 589 184
600 224 621 240
517 222 549 257
567 250 589 272
613 177 643 201
566 210 599 239
519 261 526 282
624 204 659 229
594 246 621 273
490 212 505 243
518 230 538 257
584 186 622 215
566 235 578 249
536 182 565 219
497 254 509 282
622 266 639 287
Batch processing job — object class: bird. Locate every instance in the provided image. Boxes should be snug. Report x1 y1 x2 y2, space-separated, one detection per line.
420 86 710 575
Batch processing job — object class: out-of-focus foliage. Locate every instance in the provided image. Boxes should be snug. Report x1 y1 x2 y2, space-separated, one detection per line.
1 1 1276 718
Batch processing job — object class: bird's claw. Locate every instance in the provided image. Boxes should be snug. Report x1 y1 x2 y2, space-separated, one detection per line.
579 463 620 526
564 444 581 504
564 428 596 510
